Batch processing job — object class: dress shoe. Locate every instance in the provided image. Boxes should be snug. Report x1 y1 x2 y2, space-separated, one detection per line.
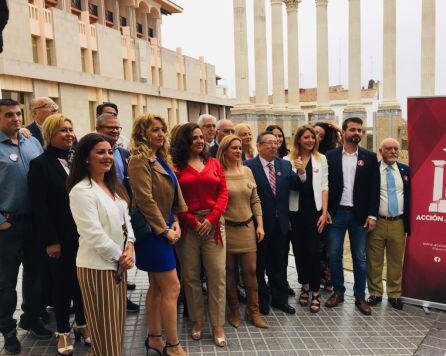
3 330 21 354
126 298 140 313
19 319 53 339
324 293 344 308
259 298 270 315
355 297 372 315
388 298 403 310
126 282 136 291
367 295 382 306
270 302 296 315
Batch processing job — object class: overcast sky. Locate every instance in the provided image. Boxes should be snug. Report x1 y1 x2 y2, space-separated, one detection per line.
162 0 446 117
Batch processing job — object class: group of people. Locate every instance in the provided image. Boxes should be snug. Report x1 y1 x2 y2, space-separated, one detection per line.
0 97 410 356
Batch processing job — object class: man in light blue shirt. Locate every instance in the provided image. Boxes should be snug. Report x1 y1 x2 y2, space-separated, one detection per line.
0 99 52 354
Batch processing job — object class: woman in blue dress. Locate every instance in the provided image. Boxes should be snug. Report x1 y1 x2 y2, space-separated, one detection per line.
128 114 188 356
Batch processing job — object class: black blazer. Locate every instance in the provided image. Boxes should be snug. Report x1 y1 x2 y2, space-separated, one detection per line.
326 146 380 225
395 162 410 235
0 0 8 53
28 150 78 248
245 156 300 236
27 122 44 147
209 143 219 158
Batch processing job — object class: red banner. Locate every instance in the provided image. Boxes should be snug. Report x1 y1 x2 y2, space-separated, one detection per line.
403 97 446 306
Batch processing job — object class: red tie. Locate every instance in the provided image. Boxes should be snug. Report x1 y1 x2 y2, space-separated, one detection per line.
267 162 276 195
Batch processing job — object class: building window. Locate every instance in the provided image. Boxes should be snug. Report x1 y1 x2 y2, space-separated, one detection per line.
120 16 127 27
132 61 137 82
46 39 54 66
158 68 163 87
132 105 138 121
88 2 98 17
105 10 113 26
71 0 81 11
136 23 143 36
89 101 97 131
31 36 38 64
148 27 154 38
81 49 86 72
92 51 99 74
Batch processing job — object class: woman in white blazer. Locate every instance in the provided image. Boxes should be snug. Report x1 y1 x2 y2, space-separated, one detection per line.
67 133 135 356
285 125 329 313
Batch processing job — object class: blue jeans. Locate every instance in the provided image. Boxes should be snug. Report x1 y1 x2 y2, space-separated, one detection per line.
327 210 367 298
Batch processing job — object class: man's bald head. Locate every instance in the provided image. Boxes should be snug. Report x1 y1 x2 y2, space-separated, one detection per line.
30 97 58 125
379 138 399 165
216 119 235 143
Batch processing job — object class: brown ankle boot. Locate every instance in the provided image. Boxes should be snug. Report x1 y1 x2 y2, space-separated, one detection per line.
245 287 268 329
227 284 241 328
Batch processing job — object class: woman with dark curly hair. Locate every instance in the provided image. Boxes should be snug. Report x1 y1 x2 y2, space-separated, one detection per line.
266 125 289 158
171 123 228 348
314 122 341 154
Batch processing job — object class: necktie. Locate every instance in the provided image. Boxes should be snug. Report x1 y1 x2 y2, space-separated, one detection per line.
267 162 276 196
386 166 398 217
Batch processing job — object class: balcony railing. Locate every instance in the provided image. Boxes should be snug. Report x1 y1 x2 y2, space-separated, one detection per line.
119 16 127 27
88 3 98 17
71 0 81 11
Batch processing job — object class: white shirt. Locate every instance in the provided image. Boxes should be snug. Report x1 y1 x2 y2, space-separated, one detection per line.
339 147 358 207
58 158 70 174
379 161 404 217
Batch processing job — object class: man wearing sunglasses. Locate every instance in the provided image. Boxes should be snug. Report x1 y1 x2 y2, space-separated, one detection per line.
27 97 59 147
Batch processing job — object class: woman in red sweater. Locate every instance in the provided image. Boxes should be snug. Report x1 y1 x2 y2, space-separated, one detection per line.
171 123 228 347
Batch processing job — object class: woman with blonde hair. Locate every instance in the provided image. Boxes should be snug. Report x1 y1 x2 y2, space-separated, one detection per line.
217 135 268 329
235 123 256 161
29 114 90 355
127 114 188 356
285 125 329 313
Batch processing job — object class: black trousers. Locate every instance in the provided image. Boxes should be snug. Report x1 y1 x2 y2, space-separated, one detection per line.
49 239 86 333
290 210 321 292
257 220 288 305
0 216 45 334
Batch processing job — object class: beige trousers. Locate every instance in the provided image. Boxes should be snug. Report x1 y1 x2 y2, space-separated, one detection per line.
366 218 406 298
176 224 226 326
77 267 126 356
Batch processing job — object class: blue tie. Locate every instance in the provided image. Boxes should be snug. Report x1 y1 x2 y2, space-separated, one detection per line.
386 166 398 217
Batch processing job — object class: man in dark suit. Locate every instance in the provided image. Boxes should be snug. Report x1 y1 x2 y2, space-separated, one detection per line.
245 131 301 315
366 138 409 310
96 113 139 312
325 117 380 315
0 0 8 53
209 119 235 157
27 98 59 147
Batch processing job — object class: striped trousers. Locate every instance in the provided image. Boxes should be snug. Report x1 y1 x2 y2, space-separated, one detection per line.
77 267 126 356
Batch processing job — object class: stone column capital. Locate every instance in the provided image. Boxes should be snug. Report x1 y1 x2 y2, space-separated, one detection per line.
283 0 301 11
271 0 283 5
315 0 328 7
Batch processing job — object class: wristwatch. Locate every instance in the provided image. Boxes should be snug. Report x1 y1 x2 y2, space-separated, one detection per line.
162 228 170 238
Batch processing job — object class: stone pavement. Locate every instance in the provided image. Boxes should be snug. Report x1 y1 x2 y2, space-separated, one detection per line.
1 258 446 356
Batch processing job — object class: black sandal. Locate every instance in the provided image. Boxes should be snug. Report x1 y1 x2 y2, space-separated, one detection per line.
310 293 321 313
144 334 164 356
163 341 181 356
298 288 310 306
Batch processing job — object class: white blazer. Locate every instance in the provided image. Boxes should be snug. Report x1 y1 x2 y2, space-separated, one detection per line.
69 177 135 271
284 153 329 212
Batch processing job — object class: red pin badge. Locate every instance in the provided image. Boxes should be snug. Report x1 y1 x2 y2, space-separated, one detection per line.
247 181 253 189
276 171 282 177
403 175 409 181
313 168 319 173
9 154 19 162
357 160 364 166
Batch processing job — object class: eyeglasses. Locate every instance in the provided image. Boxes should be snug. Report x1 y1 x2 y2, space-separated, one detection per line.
33 102 59 110
203 124 216 129
99 125 122 132
260 140 278 146
221 129 235 134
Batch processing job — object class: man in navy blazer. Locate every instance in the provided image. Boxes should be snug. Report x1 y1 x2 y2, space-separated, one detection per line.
27 97 59 147
245 131 300 315
366 138 410 311
325 117 380 315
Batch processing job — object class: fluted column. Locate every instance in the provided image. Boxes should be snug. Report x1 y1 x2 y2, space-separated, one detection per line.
285 0 302 110
271 0 286 109
421 0 436 96
380 0 399 108
347 0 363 109
233 0 251 107
253 0 270 108
314 0 331 111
